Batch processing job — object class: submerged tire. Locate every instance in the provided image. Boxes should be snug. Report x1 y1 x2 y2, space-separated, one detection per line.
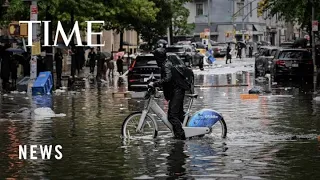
121 112 158 140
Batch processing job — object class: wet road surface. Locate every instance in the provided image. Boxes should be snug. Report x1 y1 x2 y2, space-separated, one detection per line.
1 64 320 179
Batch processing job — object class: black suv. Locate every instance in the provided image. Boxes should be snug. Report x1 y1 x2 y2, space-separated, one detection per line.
127 53 160 92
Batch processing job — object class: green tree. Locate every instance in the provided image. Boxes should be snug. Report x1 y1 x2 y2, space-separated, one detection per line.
171 0 195 36
266 0 320 38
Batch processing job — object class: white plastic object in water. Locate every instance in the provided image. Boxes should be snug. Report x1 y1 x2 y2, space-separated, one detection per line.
314 96 320 101
33 107 66 118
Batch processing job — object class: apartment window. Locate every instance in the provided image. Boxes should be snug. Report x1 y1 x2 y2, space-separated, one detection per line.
250 2 252 17
237 0 244 16
196 4 204 16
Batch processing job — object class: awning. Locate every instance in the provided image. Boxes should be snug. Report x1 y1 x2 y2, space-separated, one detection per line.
253 24 265 32
234 24 252 31
193 24 218 34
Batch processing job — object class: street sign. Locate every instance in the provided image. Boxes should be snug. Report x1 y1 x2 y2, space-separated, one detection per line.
20 23 28 37
31 5 38 14
200 32 205 38
30 5 38 21
204 28 210 32
312 20 318 31
32 41 41 55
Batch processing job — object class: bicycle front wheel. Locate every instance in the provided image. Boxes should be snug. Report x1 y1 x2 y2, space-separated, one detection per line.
121 112 158 140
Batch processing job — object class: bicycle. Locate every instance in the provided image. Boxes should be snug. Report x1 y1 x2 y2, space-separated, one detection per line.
121 74 227 140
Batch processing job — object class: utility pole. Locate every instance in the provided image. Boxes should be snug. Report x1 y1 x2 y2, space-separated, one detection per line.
242 0 246 42
311 0 317 94
208 0 210 29
28 0 39 94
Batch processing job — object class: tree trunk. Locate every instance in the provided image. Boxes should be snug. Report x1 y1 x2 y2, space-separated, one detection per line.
119 30 124 51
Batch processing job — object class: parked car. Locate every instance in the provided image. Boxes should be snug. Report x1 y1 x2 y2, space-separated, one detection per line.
127 53 160 92
272 48 313 80
211 42 227 57
166 45 199 67
255 46 278 77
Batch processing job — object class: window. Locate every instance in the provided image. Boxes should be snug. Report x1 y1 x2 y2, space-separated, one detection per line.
196 4 204 16
250 2 252 17
237 0 244 16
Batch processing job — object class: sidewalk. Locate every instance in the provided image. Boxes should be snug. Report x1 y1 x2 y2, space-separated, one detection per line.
194 57 255 75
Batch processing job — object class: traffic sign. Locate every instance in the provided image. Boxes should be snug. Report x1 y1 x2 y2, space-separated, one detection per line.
312 20 318 31
9 23 20 36
200 32 205 38
204 28 210 32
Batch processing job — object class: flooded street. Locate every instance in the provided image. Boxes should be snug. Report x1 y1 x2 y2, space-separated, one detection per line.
1 59 320 179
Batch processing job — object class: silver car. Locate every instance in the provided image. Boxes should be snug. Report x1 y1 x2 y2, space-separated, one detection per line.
211 43 227 57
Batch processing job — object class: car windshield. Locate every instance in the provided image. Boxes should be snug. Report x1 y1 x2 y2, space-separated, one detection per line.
278 51 311 59
166 47 184 52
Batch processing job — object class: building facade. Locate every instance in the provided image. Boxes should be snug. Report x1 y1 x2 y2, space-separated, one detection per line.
185 0 293 45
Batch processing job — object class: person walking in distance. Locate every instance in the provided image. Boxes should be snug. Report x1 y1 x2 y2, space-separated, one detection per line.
107 58 114 77
236 43 242 59
55 48 63 88
249 44 253 58
226 43 232 64
88 48 96 74
116 56 123 75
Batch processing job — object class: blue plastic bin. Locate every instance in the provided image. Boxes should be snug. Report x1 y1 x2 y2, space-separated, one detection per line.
32 71 53 96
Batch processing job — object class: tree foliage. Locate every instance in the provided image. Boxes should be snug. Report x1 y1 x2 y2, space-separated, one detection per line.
0 0 191 45
266 0 320 35
171 0 195 36
137 0 193 44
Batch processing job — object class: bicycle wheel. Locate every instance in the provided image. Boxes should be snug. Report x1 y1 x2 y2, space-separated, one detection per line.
121 112 158 140
209 118 227 139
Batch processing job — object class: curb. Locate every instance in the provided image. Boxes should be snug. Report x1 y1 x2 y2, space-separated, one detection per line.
195 84 248 87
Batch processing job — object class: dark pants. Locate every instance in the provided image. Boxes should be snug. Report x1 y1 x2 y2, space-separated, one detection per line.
226 54 232 64
89 60 95 73
168 88 186 139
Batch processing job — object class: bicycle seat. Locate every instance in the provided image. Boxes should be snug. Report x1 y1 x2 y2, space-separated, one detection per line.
185 94 198 99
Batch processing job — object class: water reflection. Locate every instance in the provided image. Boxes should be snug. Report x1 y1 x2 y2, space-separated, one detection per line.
166 141 188 179
0 72 320 179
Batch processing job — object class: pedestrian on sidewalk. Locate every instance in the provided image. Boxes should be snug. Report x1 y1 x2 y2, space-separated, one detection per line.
116 56 123 75
96 47 103 81
54 48 63 88
107 58 114 77
226 43 232 64
236 44 242 59
88 48 96 74
249 45 253 58
10 55 18 90
1 44 11 92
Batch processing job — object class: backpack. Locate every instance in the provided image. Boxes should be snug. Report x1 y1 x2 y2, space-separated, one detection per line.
167 54 194 94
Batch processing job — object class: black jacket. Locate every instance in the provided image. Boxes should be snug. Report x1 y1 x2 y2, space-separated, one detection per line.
154 60 174 100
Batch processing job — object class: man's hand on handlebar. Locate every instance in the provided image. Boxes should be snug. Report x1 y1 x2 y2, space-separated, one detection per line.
147 82 155 88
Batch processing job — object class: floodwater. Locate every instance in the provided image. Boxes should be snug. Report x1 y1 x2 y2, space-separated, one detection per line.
0 71 320 179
